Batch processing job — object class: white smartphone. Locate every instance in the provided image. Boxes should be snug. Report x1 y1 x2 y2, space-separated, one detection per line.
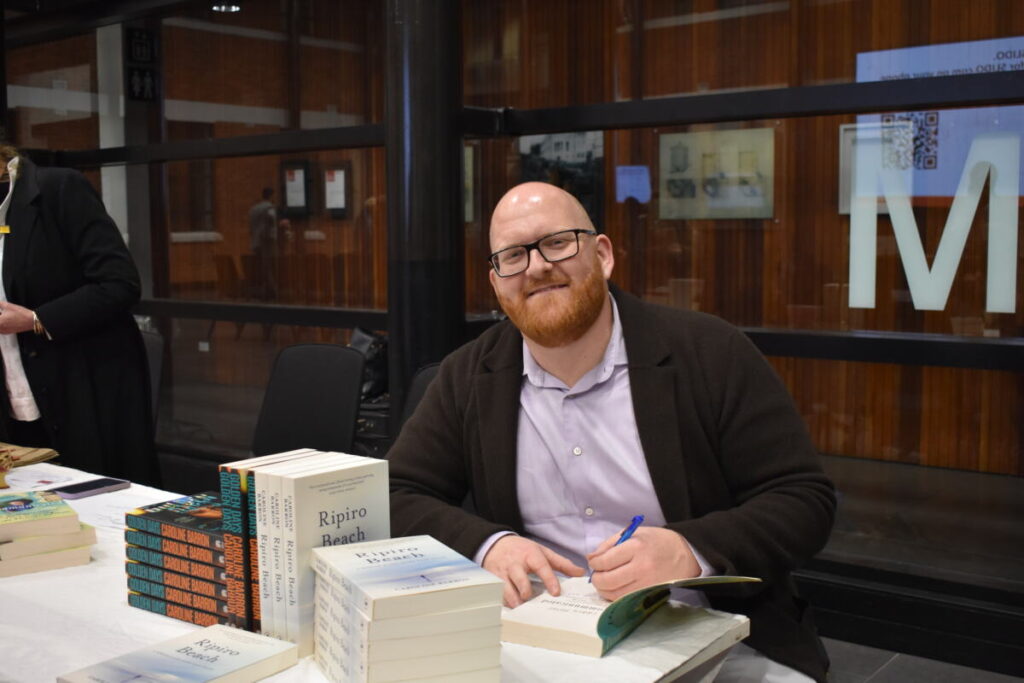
48 477 131 499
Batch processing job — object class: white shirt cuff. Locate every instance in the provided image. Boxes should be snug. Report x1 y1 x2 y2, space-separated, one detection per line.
689 540 716 577
473 530 517 566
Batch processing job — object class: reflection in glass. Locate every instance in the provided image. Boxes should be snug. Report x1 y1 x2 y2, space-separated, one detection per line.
163 147 387 310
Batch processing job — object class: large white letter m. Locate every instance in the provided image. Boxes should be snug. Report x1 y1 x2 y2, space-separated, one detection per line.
849 130 1020 313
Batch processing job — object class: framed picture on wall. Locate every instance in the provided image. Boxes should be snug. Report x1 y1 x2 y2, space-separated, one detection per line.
324 161 352 219
658 128 774 220
281 160 311 217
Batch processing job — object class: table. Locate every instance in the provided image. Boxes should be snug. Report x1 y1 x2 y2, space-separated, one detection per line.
0 464 735 683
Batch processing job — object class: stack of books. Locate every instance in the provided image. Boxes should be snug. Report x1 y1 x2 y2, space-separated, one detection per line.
123 492 230 626
311 535 504 683
0 490 96 577
217 449 390 657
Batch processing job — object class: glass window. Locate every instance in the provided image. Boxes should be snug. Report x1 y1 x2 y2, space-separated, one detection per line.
152 316 370 457
462 0 1024 107
161 0 383 141
6 32 107 150
157 148 387 309
466 109 1023 340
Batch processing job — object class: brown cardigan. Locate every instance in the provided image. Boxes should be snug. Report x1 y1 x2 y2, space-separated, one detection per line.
389 287 835 681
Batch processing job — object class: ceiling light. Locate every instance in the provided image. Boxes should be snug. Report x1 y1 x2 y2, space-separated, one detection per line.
211 4 241 11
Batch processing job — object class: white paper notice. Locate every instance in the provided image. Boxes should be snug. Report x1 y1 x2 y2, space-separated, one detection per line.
285 167 306 208
325 169 346 210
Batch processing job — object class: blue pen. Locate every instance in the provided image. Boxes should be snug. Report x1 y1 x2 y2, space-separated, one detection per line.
615 515 645 546
589 515 645 583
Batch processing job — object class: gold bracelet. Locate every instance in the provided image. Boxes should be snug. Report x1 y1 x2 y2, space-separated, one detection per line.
32 312 46 336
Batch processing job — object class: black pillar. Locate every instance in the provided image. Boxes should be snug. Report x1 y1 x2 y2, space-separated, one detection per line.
385 0 464 431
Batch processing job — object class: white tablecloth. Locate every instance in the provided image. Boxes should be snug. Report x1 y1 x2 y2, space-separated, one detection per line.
0 464 731 683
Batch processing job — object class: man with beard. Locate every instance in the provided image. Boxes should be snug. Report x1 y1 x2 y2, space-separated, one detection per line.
388 182 835 682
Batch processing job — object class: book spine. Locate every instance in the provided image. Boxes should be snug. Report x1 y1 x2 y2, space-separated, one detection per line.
125 529 226 567
125 512 224 550
125 545 228 583
314 582 368 680
127 592 226 627
281 475 300 650
310 552 372 618
247 470 262 633
268 470 286 641
219 466 251 631
125 561 228 599
127 576 230 616
255 469 277 639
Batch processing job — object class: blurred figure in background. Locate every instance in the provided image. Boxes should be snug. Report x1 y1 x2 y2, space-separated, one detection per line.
248 186 279 300
0 143 157 485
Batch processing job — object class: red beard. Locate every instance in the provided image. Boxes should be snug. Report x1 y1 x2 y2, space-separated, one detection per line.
496 257 607 348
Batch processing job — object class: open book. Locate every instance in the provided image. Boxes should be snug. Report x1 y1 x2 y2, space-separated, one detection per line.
501 575 760 657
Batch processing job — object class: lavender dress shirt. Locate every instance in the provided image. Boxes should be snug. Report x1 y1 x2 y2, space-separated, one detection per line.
474 298 711 595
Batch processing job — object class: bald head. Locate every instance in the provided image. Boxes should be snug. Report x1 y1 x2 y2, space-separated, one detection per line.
489 182 594 252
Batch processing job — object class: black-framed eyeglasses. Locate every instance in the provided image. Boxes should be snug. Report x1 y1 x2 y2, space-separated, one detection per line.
488 228 597 277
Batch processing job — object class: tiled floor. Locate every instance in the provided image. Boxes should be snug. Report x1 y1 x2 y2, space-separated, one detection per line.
823 638 1023 683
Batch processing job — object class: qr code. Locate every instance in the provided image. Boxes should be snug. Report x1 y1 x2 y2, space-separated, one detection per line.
882 111 939 170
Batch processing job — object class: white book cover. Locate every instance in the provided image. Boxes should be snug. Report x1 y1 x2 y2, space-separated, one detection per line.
277 452 389 657
58 624 298 683
252 449 321 639
310 535 503 620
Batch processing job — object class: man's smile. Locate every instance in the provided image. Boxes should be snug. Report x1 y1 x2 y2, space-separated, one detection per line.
526 282 569 298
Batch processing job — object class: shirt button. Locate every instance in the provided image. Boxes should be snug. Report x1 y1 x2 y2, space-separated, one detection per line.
572 446 582 456
584 506 594 516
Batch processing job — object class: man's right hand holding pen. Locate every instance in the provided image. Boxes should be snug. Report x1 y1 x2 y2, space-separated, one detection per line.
586 521 703 602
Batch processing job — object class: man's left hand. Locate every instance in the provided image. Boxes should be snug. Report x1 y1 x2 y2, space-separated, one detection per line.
586 527 701 601
0 302 36 335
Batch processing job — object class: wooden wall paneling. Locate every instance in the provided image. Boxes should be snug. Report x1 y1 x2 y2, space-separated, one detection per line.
370 146 388 312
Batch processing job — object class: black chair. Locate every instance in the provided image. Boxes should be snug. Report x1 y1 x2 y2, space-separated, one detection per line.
251 344 365 456
140 329 164 422
399 362 440 429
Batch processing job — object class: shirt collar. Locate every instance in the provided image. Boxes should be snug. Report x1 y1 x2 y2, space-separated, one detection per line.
0 157 19 227
522 294 627 392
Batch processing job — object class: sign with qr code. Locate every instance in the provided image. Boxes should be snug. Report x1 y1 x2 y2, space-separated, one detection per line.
854 36 1024 197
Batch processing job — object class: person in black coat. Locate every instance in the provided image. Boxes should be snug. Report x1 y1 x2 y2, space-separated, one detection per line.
0 145 157 485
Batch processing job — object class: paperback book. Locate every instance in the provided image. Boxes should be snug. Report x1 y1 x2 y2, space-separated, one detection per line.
128 592 226 627
127 575 230 617
219 448 319 631
126 545 228 584
0 544 91 578
316 578 501 642
501 574 760 657
256 452 390 656
0 490 80 542
310 535 504 620
58 623 298 683
125 492 225 550
126 560 229 599
126 529 226 567
0 522 95 560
